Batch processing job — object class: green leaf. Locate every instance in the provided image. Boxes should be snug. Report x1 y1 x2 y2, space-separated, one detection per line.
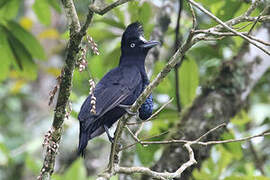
32 0 51 26
136 144 159 166
139 2 152 26
0 27 13 82
0 0 20 20
221 132 243 160
47 0 61 13
225 176 270 180
217 145 234 175
113 8 125 24
0 143 10 166
150 109 177 136
128 1 139 22
25 155 41 174
179 58 199 107
64 158 87 180
103 44 121 68
72 68 90 95
192 156 216 179
0 0 9 9
231 110 251 126
196 0 220 7
95 18 125 29
6 20 46 60
202 58 221 68
88 55 104 79
152 61 173 95
216 0 243 21
6 30 37 80
87 27 118 42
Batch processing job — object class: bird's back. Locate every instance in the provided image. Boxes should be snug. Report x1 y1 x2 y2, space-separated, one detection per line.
78 65 142 133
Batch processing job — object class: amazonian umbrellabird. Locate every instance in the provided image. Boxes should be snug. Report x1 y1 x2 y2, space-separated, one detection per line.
78 22 159 156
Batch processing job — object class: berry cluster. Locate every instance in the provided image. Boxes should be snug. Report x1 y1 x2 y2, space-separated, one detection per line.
89 79 96 114
87 36 99 55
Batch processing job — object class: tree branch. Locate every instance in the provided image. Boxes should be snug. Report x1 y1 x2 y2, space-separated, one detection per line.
105 124 270 179
138 130 270 146
61 0 81 34
115 142 197 180
174 0 184 113
194 30 270 46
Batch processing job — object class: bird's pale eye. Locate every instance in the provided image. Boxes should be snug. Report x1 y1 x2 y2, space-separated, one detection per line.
130 43 135 48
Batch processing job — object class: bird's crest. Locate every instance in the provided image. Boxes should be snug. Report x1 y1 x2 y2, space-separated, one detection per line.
121 22 144 45
124 22 144 36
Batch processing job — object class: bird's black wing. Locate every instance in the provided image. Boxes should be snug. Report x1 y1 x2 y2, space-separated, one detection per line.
78 66 141 131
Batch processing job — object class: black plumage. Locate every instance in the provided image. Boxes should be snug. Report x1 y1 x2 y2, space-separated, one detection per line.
78 22 158 156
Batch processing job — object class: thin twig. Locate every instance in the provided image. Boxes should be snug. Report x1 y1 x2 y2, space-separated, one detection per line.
248 5 270 35
194 30 270 46
233 22 253 31
90 0 135 15
188 0 270 56
245 0 262 17
195 123 226 142
140 131 270 146
199 131 270 146
174 0 183 113
134 122 144 137
119 131 169 151
187 1 197 29
80 10 94 36
125 126 142 144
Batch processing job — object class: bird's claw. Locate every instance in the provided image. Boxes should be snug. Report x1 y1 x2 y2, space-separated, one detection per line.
104 125 115 143
118 104 137 116
108 136 115 143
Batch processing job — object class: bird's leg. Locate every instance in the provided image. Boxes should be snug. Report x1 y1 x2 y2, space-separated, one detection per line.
104 125 114 143
118 104 137 115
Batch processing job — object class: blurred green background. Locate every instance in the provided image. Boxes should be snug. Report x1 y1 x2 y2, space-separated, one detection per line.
0 0 269 179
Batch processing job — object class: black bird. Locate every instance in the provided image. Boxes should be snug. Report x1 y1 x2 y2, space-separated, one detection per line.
78 22 158 156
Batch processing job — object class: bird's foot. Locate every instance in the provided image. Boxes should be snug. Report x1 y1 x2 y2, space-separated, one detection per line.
118 104 137 116
108 136 115 143
104 125 115 143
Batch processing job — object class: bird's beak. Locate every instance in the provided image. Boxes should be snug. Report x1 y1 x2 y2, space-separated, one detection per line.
140 40 160 49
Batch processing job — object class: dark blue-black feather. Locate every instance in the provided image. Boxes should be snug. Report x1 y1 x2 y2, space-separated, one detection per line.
77 22 158 156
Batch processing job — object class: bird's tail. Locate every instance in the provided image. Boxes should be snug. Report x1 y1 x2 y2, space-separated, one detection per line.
78 125 88 157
